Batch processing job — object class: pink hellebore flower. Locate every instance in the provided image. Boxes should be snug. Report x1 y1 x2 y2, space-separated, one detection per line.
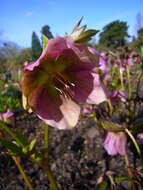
82 104 92 115
137 133 143 144
21 37 106 129
0 109 14 125
104 132 127 156
99 53 107 75
110 90 126 105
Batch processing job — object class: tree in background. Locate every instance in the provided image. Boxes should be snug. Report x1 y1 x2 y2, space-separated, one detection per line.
99 20 129 49
132 28 143 48
41 25 53 39
0 42 20 73
31 32 42 60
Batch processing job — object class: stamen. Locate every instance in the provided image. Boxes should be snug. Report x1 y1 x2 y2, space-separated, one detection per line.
53 73 75 98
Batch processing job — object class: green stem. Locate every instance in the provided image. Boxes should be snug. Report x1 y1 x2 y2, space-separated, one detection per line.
12 156 33 190
125 128 143 164
136 70 143 97
124 154 136 190
44 124 49 160
107 98 113 115
0 123 23 146
126 65 131 100
111 64 116 82
120 66 124 91
44 125 59 190
134 70 143 118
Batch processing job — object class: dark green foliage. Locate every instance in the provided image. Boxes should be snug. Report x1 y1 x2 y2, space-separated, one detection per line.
134 28 143 48
41 25 53 39
31 32 42 60
132 28 143 49
99 20 129 49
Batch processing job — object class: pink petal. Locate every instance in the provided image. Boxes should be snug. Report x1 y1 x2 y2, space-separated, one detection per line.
67 37 99 66
44 36 68 60
115 132 126 156
104 132 118 155
36 88 80 129
71 70 106 105
86 73 106 104
3 109 14 120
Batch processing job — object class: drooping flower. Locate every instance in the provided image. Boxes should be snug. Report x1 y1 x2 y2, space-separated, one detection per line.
110 90 126 105
21 36 106 129
0 109 14 125
82 104 92 116
137 133 143 144
104 131 127 155
99 53 108 75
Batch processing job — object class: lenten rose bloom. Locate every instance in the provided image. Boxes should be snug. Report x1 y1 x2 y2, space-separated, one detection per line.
99 53 108 75
110 90 126 105
21 36 106 129
104 132 127 155
82 104 92 115
0 109 14 125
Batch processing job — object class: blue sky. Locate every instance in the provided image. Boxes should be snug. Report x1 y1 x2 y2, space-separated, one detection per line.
0 0 143 47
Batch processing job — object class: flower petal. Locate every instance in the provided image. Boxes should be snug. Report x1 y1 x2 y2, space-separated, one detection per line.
72 71 106 104
104 132 118 155
3 109 13 120
115 132 126 156
36 88 80 129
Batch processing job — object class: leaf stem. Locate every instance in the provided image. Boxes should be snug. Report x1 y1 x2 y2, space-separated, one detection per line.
125 128 143 164
126 65 131 100
0 123 23 146
12 156 33 190
120 66 124 91
124 154 136 190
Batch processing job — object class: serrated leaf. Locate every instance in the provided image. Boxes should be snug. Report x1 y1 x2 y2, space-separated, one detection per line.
74 29 99 43
1 139 22 156
101 121 123 132
15 131 28 147
98 181 108 190
43 34 48 50
29 139 37 152
132 118 143 135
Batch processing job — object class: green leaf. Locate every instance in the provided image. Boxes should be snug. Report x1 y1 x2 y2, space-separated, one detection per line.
1 139 22 156
132 117 143 135
98 181 108 190
115 176 129 184
43 34 48 50
140 46 143 59
15 131 29 147
29 139 37 152
22 139 37 155
101 121 123 132
74 29 99 43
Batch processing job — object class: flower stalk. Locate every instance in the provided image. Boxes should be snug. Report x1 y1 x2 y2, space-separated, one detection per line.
126 65 131 100
125 128 143 164
44 124 59 190
124 154 136 190
120 66 125 91
12 156 33 190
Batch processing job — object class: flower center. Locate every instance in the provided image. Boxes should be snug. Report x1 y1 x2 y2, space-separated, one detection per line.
52 73 75 99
